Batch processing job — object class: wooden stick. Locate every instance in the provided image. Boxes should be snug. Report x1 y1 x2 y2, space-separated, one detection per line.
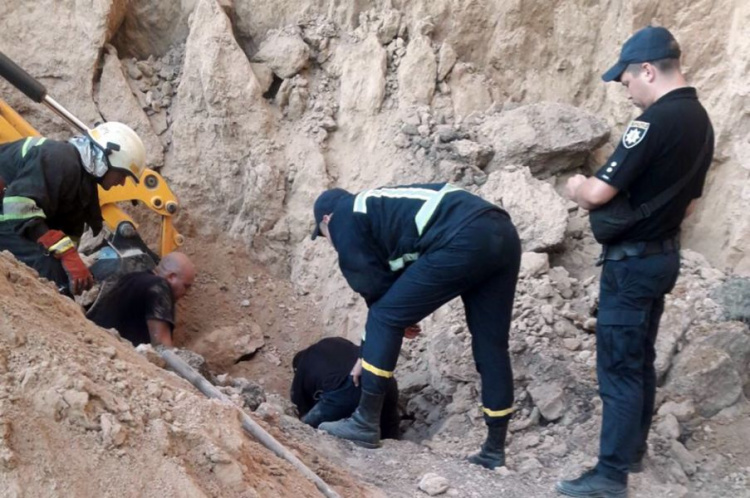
160 349 341 498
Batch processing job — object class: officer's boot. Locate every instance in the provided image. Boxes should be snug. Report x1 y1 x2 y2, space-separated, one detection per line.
318 390 384 449
468 420 508 470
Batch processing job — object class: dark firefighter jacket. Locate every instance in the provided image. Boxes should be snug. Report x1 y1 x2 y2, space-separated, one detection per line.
327 183 505 307
0 137 103 240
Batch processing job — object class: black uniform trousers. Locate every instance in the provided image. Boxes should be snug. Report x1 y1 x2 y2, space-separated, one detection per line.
0 220 69 293
595 249 680 483
360 210 521 426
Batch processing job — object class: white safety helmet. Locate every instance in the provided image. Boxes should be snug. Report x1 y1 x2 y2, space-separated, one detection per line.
87 122 146 183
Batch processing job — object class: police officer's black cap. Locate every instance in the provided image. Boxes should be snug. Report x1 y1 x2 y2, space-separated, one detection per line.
311 188 353 240
602 26 681 83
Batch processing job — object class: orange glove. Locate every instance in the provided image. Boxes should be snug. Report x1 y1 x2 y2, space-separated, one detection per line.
38 230 94 295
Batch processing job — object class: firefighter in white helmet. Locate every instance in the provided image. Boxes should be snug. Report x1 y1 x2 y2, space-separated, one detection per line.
0 122 146 295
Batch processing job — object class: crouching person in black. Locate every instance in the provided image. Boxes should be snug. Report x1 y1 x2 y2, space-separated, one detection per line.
291 337 400 440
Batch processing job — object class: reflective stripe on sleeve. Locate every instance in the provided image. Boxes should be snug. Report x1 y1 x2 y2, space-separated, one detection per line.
361 359 394 378
0 196 46 222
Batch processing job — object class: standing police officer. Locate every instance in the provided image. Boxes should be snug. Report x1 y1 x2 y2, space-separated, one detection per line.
311 183 521 469
557 26 714 497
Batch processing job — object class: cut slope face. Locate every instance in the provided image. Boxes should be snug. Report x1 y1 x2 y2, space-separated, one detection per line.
0 251 364 498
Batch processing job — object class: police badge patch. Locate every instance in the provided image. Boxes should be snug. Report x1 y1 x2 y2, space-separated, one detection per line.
622 120 650 149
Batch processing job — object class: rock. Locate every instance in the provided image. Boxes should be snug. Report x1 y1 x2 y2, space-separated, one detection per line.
548 267 573 298
665 344 743 417
339 34 387 116
448 63 493 118
435 124 458 142
495 466 513 477
188 322 265 371
376 9 401 45
100 413 127 448
563 338 582 351
527 382 565 421
656 413 681 440
437 43 458 81
520 252 550 277
479 167 569 252
398 34 437 107
657 400 696 422
518 457 543 476
418 473 449 496
253 30 310 79
101 346 117 359
477 103 609 177
549 442 569 457
711 277 750 323
448 140 494 169
698 322 750 381
670 440 697 476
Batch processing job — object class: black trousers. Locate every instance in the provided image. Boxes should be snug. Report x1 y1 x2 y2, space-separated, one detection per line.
0 220 69 293
595 250 680 483
360 210 521 426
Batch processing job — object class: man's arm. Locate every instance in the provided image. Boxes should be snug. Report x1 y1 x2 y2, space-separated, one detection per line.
147 319 173 347
566 174 620 210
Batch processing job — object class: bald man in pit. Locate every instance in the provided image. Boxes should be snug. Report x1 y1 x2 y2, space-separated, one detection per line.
87 252 196 347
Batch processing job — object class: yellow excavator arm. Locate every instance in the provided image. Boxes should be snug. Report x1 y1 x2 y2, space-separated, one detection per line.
0 97 183 256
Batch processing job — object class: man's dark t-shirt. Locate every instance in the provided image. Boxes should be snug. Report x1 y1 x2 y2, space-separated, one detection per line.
291 337 400 438
87 272 175 346
594 87 714 243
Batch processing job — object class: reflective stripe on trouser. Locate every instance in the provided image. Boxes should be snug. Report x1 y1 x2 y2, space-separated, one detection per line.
360 210 521 427
594 251 680 483
0 220 70 293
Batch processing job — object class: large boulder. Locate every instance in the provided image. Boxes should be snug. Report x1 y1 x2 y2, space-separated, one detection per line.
338 34 387 116
168 0 281 244
253 29 310 79
528 382 565 422
478 166 569 252
188 322 265 371
477 103 609 177
397 34 436 107
665 344 743 417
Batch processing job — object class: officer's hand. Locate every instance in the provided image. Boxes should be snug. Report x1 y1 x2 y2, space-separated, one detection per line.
404 324 422 339
350 358 363 387
566 174 587 201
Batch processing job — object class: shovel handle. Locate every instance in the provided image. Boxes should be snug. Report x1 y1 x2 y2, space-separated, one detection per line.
0 51 48 103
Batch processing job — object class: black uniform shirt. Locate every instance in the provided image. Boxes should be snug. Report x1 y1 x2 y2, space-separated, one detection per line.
595 87 714 242
87 271 175 346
